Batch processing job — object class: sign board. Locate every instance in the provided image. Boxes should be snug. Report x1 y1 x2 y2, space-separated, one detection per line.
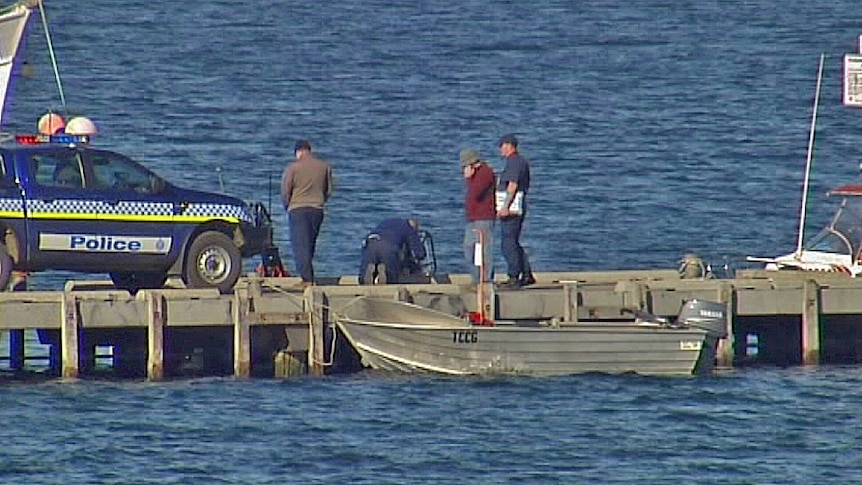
844 54 862 107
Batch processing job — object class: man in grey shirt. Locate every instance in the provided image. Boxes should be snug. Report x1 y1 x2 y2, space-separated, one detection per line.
281 139 333 285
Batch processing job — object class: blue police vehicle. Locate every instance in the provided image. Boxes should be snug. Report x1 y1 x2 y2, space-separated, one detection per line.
0 133 278 293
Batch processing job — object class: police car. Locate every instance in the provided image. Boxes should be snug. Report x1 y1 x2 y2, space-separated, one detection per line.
0 133 277 293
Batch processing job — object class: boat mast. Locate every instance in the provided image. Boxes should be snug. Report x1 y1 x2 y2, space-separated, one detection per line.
796 53 825 258
36 0 66 112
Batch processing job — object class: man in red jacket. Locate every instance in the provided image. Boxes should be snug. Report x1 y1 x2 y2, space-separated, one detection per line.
460 149 496 285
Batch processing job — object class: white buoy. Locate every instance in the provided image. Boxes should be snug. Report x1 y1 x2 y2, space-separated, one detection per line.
64 116 98 136
37 112 65 135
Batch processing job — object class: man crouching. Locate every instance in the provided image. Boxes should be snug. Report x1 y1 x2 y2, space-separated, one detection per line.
359 218 426 284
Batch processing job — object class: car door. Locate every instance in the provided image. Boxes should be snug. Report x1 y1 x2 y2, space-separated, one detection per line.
0 151 25 259
18 147 109 271
0 151 22 211
79 148 179 272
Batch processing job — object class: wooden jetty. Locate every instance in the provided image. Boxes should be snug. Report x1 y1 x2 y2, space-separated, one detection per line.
3 268 862 379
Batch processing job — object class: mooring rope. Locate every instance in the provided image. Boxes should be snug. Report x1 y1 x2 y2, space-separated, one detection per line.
259 282 347 367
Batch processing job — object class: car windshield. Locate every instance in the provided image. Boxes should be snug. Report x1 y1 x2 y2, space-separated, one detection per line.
806 228 852 254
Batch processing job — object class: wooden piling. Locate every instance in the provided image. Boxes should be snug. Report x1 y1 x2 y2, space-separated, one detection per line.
562 281 578 322
802 279 821 365
233 287 251 378
715 282 736 368
60 292 79 379
305 287 326 376
147 292 165 381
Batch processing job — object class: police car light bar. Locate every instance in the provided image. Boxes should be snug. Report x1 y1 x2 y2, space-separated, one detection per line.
15 133 90 145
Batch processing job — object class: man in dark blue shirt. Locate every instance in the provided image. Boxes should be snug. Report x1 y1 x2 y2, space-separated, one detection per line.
359 218 427 284
497 133 535 289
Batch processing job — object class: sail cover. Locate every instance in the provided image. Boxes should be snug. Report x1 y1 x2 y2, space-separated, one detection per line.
0 3 31 127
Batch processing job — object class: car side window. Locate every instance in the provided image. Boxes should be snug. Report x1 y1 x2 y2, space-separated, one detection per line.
88 151 160 194
30 152 84 189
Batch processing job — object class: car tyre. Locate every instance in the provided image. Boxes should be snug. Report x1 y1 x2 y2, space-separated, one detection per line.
0 242 12 291
110 272 168 294
184 231 241 293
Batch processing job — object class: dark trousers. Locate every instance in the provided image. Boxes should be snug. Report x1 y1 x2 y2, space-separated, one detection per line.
358 238 400 284
288 207 324 282
500 215 531 279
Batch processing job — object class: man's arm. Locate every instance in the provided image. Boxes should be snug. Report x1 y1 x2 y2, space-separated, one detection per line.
280 165 294 208
407 228 426 261
499 180 519 217
324 165 333 202
470 166 495 203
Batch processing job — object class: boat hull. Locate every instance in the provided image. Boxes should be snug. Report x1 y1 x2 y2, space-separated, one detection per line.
335 299 719 376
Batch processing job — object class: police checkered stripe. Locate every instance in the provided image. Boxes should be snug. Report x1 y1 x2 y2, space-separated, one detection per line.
28 199 173 217
104 201 173 216
0 197 24 212
25 198 251 222
28 199 107 214
183 203 252 223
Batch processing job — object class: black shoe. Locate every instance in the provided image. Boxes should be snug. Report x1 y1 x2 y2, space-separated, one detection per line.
497 278 522 289
520 273 536 286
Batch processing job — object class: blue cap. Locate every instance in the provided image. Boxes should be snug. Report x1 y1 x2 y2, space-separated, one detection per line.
294 139 312 152
498 133 518 147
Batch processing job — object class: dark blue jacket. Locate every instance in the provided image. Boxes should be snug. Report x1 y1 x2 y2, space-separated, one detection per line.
369 218 426 260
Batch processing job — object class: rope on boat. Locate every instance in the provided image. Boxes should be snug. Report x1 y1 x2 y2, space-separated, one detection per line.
36 0 66 112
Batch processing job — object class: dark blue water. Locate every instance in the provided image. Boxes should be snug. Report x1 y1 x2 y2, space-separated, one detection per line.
4 0 862 482
2 369 861 484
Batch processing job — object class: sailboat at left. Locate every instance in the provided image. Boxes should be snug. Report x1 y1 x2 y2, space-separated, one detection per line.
0 1 36 127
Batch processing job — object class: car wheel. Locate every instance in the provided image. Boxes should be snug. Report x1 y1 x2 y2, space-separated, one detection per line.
184 231 241 293
0 242 12 291
110 272 168 294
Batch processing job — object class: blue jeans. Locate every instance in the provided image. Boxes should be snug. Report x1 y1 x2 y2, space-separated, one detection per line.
464 220 494 284
358 238 401 284
288 207 324 282
500 215 531 280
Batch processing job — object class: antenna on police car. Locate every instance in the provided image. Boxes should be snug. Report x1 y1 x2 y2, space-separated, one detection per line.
216 166 225 192
268 172 273 214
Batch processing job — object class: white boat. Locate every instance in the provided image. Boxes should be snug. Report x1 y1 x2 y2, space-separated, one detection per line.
0 1 36 127
334 297 727 376
750 183 862 276
751 45 862 276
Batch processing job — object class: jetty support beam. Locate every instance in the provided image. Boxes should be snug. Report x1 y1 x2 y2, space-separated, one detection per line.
716 282 735 368
305 287 326 376
233 286 251 378
147 292 165 381
562 281 578 322
802 279 821 365
60 292 79 379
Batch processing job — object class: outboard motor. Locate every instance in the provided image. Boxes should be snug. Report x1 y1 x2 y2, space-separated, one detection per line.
676 299 728 339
